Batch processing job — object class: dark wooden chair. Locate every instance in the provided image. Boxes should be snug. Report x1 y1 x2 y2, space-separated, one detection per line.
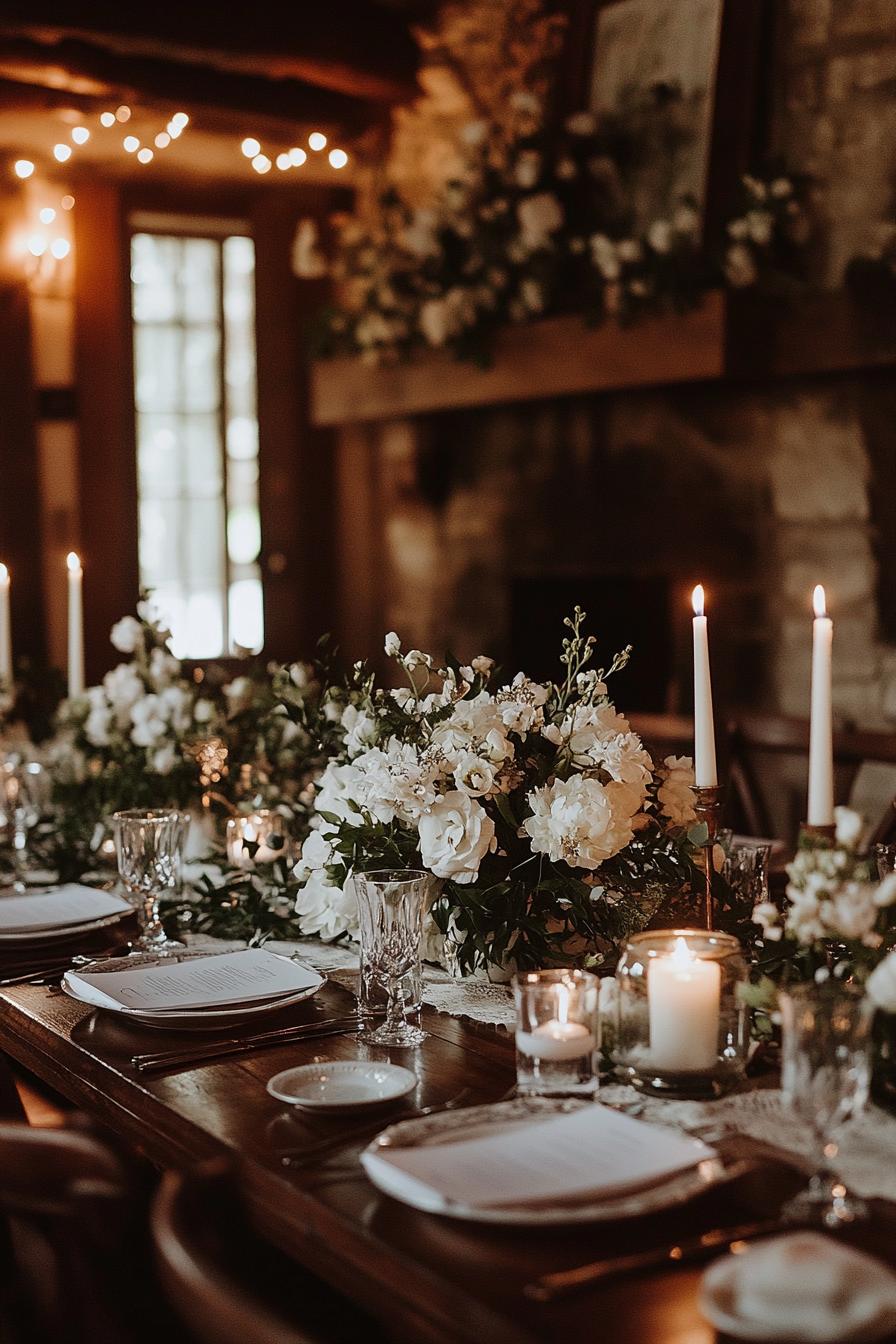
152 1161 390 1344
0 1119 162 1344
726 713 896 846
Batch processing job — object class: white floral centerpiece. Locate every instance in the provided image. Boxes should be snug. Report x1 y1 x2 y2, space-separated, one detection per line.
292 609 704 975
752 807 896 1010
49 602 222 872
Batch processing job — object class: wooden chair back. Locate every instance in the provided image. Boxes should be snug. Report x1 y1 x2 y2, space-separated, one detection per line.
0 1120 153 1344
726 713 896 844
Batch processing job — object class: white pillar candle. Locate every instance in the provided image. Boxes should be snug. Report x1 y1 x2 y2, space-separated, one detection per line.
0 564 11 683
66 551 84 698
691 585 718 787
648 935 720 1072
807 584 834 827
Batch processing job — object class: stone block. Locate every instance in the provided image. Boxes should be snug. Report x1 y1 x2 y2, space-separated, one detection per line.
766 397 869 523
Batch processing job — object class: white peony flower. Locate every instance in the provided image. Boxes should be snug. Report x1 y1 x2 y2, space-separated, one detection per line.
657 755 698 827
524 774 638 871
418 791 496 885
110 616 142 654
293 828 333 882
867 952 896 1012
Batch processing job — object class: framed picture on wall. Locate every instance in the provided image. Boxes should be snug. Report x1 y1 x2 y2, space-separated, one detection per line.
562 0 770 243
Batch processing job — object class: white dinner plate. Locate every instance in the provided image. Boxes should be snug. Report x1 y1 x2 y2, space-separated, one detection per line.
267 1061 417 1113
361 1098 744 1226
0 910 129 945
700 1248 896 1342
61 950 325 1031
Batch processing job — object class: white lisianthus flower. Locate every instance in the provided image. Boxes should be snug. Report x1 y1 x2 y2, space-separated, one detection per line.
151 743 177 775
341 704 378 758
867 952 896 1012
834 806 863 849
524 774 637 871
657 755 698 827
452 751 497 798
293 828 333 882
517 192 564 252
110 615 142 654
418 791 496 885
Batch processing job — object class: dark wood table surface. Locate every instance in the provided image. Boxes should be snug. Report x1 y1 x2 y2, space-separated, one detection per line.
1 974 894 1344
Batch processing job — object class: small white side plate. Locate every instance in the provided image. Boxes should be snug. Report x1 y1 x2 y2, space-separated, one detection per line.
267 1061 417 1113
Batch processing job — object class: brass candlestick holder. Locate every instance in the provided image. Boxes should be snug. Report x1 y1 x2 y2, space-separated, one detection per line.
799 821 836 844
694 784 726 930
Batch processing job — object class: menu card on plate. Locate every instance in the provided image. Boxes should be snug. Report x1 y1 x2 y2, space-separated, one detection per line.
362 1104 716 1210
66 948 321 1013
0 885 131 932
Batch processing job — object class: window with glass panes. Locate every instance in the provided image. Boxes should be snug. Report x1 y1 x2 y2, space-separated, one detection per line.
130 229 263 658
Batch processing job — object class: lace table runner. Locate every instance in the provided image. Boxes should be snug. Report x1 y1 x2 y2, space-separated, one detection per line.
189 933 896 1197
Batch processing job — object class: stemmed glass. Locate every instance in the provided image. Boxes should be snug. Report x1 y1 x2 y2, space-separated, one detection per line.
723 840 772 908
1 758 49 893
874 843 896 880
352 869 434 1047
779 981 873 1227
112 809 189 954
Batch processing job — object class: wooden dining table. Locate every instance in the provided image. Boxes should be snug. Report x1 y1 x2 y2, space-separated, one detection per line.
1 972 894 1344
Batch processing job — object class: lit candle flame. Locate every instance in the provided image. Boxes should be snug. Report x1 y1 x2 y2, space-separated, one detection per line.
813 584 827 619
66 551 81 572
692 584 705 618
670 935 696 968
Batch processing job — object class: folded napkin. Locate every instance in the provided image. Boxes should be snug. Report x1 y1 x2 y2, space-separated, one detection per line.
0 885 131 933
65 947 321 1013
362 1103 715 1211
701 1232 896 1343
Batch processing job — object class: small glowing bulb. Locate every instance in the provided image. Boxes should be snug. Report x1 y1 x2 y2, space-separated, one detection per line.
692 584 705 617
328 148 348 169
53 143 72 162
308 131 327 151
813 585 827 619
71 126 90 144
27 233 47 257
39 207 56 224
166 119 185 139
170 112 189 130
123 135 140 153
288 146 306 167
241 137 260 158
251 154 271 174
61 194 75 211
276 152 291 170
100 111 116 128
115 105 131 122
66 551 81 573
50 237 70 259
154 131 171 149
137 147 153 164
14 159 34 178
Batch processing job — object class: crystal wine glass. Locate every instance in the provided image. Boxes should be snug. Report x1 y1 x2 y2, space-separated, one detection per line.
1 758 49 893
779 981 873 1227
352 869 433 1048
112 809 189 954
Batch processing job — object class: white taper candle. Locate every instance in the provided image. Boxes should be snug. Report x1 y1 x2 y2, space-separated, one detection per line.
67 551 84 698
807 584 834 827
691 585 718 788
0 564 11 683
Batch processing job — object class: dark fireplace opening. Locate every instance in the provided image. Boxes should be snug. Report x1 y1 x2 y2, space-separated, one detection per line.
510 574 673 713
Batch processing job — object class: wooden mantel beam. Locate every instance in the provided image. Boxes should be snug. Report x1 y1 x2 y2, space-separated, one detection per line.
0 1 421 105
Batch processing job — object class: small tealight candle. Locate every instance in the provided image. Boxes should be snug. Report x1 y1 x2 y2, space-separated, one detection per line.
648 935 720 1073
515 983 596 1061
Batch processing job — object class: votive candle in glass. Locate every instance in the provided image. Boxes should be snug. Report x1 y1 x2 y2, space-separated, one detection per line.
514 969 598 1097
225 810 290 868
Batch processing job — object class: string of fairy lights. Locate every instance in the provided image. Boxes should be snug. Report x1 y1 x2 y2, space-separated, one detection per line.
9 104 350 267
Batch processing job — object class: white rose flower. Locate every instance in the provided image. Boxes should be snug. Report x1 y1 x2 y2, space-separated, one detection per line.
295 869 359 942
834 806 864 848
524 774 637 871
418 791 496 885
867 952 896 1012
452 751 497 798
384 632 401 657
110 615 142 653
657 755 698 827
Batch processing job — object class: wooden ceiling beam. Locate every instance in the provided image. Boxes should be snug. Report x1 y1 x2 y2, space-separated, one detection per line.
0 2 422 104
0 34 385 134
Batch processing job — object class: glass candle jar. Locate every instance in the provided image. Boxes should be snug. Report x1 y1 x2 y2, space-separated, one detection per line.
225 810 291 868
514 969 599 1097
615 929 749 1099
